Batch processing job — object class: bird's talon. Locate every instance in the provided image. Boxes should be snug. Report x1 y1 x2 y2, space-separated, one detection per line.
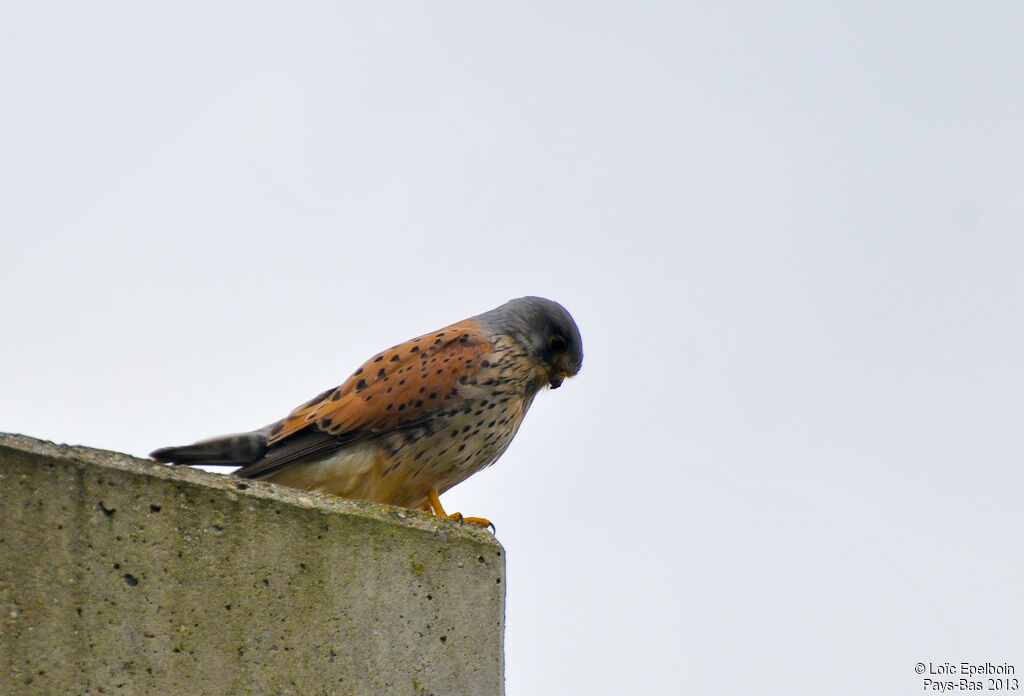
428 490 492 530
459 516 493 528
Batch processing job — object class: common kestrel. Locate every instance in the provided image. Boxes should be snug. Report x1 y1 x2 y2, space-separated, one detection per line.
151 296 582 526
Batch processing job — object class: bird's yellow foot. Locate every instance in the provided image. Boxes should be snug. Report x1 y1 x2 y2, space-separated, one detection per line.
427 489 492 528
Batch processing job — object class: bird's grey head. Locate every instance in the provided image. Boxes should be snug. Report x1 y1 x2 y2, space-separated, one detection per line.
476 296 583 389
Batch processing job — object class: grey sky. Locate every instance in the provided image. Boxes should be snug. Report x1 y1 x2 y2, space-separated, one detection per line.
2 3 1023 693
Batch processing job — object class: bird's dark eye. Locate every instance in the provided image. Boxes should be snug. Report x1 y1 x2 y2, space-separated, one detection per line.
549 334 568 353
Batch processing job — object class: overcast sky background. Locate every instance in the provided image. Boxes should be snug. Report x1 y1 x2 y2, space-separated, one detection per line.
3 3 1023 694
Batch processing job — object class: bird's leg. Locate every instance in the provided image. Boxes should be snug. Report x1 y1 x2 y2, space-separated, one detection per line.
427 489 491 528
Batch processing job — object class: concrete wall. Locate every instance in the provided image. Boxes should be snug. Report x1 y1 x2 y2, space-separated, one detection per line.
0 433 505 696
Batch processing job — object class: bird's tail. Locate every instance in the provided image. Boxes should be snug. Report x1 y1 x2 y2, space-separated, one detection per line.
150 432 267 467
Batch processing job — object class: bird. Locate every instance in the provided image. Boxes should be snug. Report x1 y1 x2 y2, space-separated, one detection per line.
151 296 582 526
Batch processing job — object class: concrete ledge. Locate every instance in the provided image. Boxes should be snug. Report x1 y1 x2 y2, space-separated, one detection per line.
0 433 505 696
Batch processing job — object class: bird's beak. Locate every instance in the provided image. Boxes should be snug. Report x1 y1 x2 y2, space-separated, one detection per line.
548 367 571 389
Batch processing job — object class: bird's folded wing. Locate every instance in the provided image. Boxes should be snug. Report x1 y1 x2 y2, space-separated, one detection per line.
233 319 495 479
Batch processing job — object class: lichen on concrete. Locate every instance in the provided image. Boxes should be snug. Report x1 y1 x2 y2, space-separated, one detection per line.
0 433 505 696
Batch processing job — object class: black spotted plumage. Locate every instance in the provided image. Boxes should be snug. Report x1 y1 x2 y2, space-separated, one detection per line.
151 297 582 520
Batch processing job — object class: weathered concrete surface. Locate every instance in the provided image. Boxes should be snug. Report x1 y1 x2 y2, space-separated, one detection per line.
0 433 505 696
